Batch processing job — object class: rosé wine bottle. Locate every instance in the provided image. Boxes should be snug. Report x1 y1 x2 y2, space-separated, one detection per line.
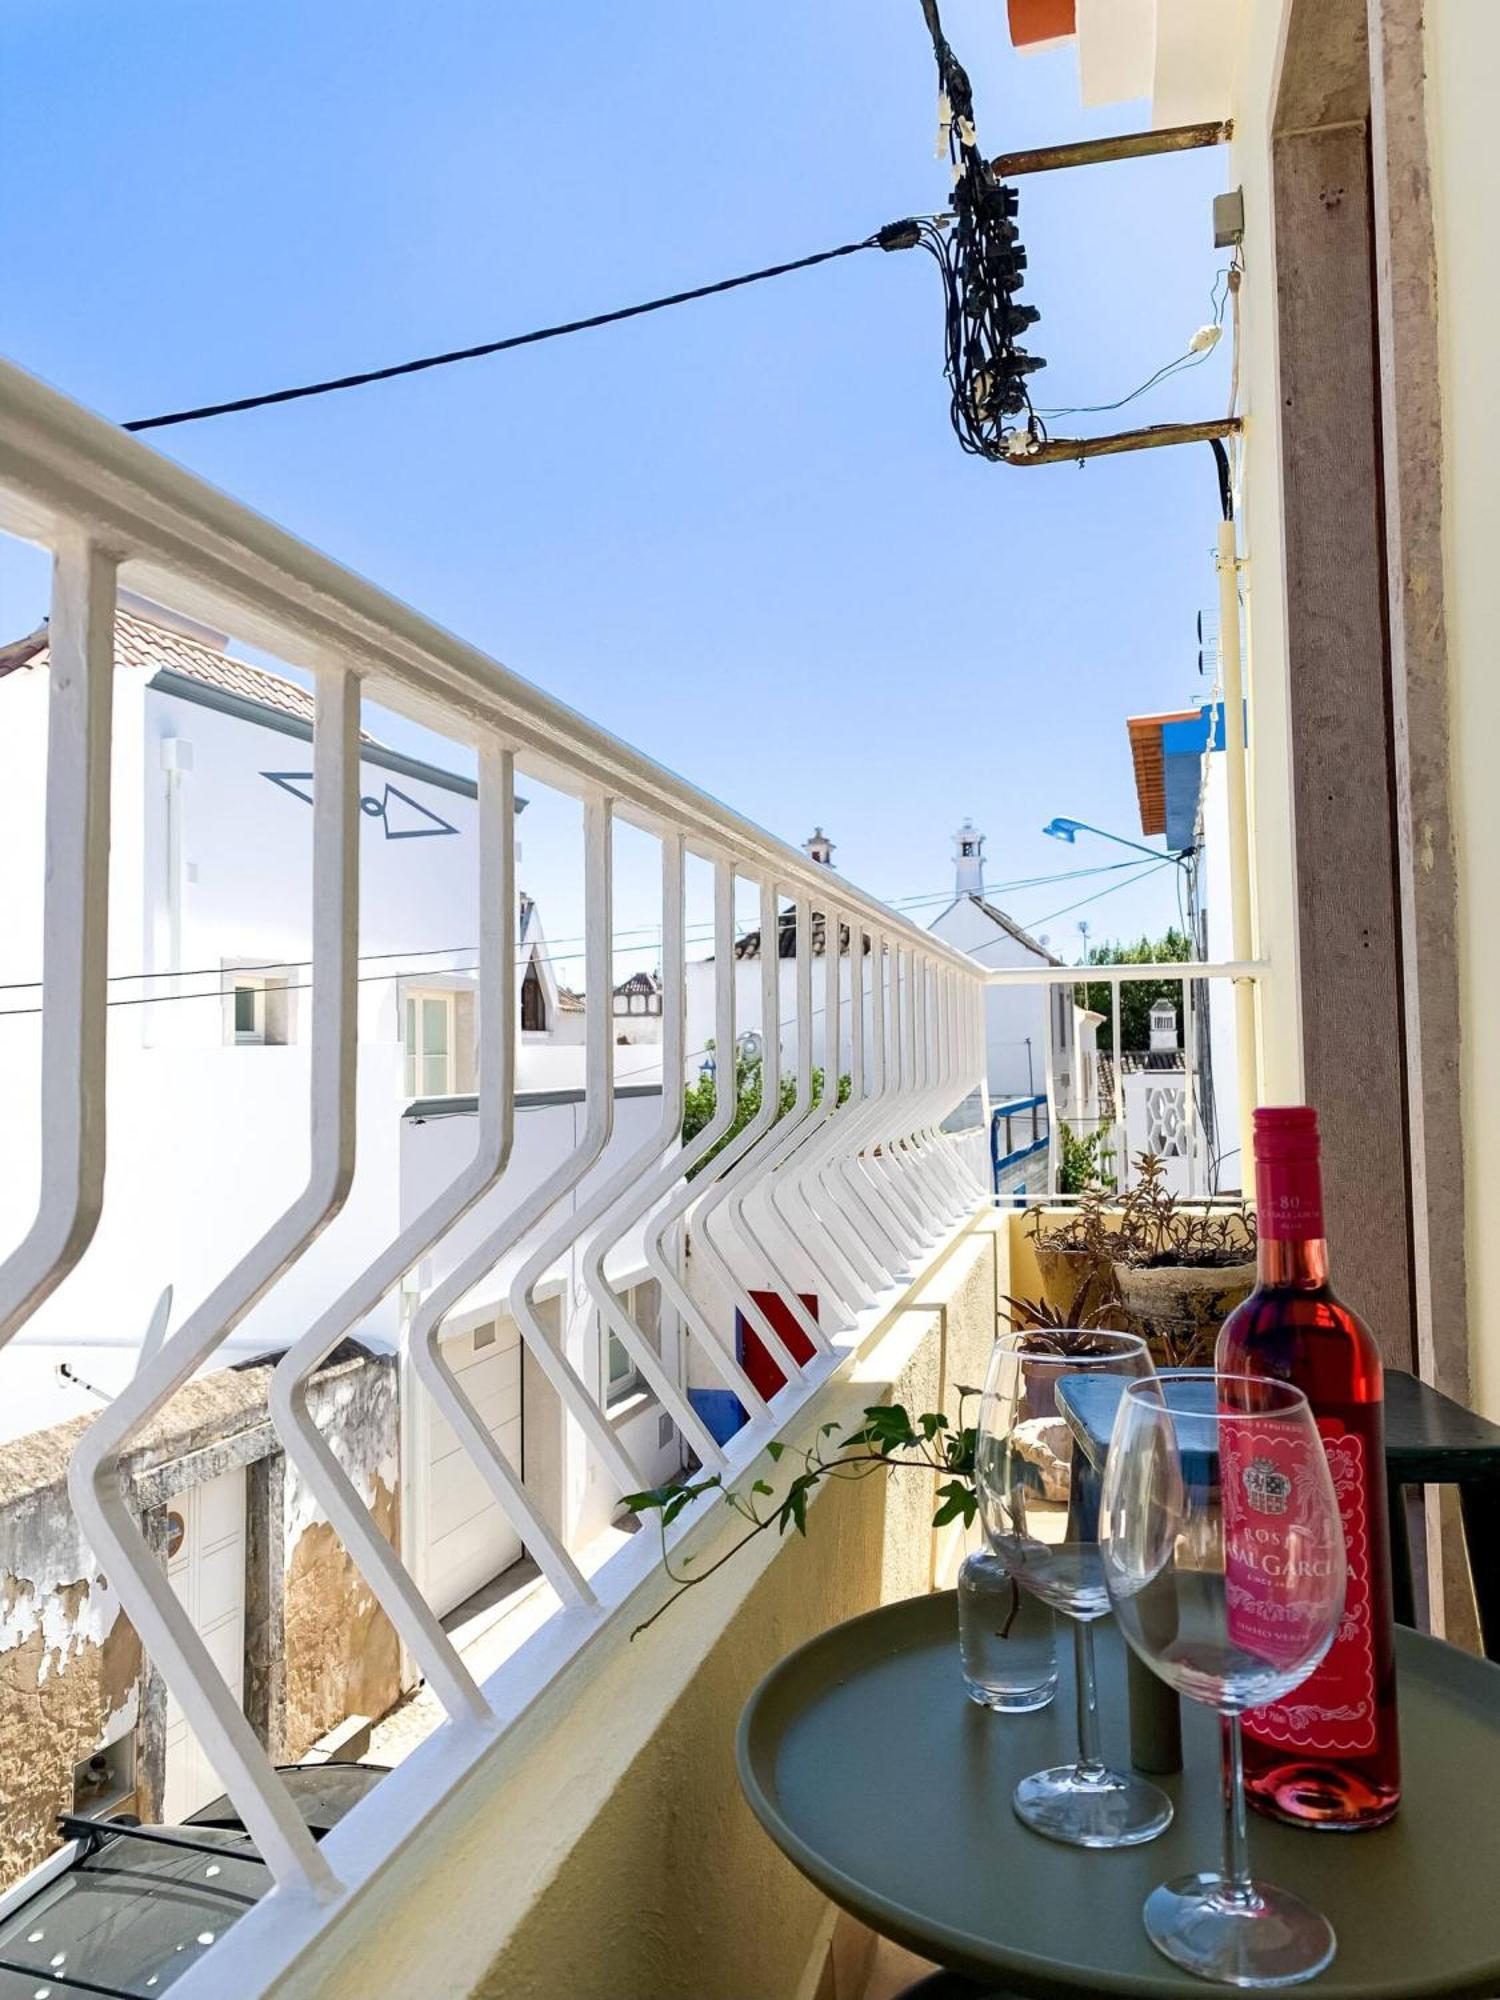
1216 1105 1401 1830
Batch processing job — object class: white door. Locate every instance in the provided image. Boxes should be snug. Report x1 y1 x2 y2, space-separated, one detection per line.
161 1467 247 1822
423 1319 524 1619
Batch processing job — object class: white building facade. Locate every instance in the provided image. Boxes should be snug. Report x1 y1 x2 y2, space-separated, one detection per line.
0 601 682 1677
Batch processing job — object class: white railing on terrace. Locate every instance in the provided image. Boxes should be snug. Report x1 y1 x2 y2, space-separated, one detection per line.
0 359 992 1973
985 958 1267 1202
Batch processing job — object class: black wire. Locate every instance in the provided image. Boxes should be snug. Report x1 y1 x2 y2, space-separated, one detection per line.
123 226 921 434
910 0 1045 458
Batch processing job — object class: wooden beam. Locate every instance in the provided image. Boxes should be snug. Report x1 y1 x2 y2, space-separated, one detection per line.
991 121 1233 179
1003 416 1241 466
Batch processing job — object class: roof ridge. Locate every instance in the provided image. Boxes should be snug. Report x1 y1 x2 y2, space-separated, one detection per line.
968 893 1060 965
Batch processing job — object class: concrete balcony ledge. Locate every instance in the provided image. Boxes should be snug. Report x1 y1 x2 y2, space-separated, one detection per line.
200 1209 1007 2000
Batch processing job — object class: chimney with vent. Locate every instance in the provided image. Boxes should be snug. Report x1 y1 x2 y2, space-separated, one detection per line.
1150 999 1180 1052
803 827 835 866
953 818 985 897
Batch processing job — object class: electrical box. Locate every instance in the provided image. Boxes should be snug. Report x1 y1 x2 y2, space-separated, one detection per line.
1213 188 1245 248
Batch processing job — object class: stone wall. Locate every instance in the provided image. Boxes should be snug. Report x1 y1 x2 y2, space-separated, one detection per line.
0 1344 402 1889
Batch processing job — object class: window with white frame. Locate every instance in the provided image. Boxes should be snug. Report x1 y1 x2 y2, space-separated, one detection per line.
604 1319 640 1405
223 965 291 1046
405 991 457 1097
603 1279 661 1407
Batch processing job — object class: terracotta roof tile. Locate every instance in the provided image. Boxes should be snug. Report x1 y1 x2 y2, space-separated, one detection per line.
2 604 363 736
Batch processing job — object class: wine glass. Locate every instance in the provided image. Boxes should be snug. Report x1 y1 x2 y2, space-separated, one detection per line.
976 1328 1172 1848
1100 1372 1347 1988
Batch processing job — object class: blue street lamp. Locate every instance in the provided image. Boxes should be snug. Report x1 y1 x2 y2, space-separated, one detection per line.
1042 816 1191 865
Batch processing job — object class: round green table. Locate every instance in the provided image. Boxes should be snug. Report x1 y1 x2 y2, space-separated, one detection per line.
737 1591 1500 1997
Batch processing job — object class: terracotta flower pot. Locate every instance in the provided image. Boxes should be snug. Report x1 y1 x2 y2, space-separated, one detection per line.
1112 1259 1258 1369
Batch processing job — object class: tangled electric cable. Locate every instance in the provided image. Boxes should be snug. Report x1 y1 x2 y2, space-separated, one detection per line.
911 0 1046 459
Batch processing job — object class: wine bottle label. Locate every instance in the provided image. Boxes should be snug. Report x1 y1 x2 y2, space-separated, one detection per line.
1239 1417 1378 1755
1221 1416 1341 1673
1255 1154 1326 1241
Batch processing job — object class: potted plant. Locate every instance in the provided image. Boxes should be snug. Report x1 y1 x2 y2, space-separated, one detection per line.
1106 1153 1256 1367
1024 1179 1122 1328
1023 1155 1256 1367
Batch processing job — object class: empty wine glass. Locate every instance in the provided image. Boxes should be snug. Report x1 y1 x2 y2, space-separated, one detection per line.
976 1328 1172 1848
1100 1372 1347 1988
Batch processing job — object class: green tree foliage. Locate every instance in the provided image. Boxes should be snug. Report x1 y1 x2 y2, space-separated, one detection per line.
1056 1120 1115 1194
1075 927 1192 1054
681 1047 850 1177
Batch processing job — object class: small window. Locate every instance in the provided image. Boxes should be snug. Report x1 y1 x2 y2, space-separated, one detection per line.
234 979 265 1044
405 992 456 1097
605 1320 641 1405
224 965 291 1046
604 1281 660 1407
521 962 547 1033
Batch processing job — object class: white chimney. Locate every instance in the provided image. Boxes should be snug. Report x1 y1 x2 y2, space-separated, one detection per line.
803 826 835 866
1149 999 1180 1052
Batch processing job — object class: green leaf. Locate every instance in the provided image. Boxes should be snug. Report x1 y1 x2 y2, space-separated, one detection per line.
820 1421 841 1437
752 1480 774 1497
918 1412 948 1441
766 1441 785 1462
777 1472 816 1537
931 1479 978 1529
945 1427 977 1475
848 1403 919 1452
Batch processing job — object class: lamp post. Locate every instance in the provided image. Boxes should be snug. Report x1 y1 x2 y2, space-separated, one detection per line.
1042 816 1192 869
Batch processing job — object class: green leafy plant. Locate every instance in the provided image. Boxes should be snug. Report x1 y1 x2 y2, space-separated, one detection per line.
1075 928 1194 1055
1026 1154 1254 1271
1024 1156 1256 1367
625 1396 985 1638
1025 1175 1120 1264
999 1280 1115 1333
1110 1152 1256 1270
681 1047 850 1179
1057 1119 1115 1195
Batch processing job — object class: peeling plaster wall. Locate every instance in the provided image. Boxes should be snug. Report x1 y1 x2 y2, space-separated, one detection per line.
0 1345 401 1886
0 1371 277 1887
0 1473 142 1889
281 1354 402 1759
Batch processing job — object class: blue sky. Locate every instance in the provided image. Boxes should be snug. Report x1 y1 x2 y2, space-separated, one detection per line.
2 0 1227 971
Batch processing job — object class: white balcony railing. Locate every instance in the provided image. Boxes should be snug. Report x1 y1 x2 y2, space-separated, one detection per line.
985 958 1267 1202
0 358 992 1984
